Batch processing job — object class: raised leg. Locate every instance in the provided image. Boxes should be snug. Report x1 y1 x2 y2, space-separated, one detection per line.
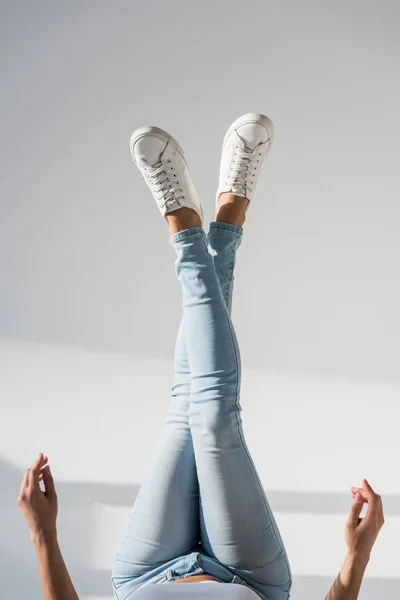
112 204 245 591
170 225 292 600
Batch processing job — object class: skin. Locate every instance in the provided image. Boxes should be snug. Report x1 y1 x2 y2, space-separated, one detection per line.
17 198 385 599
166 192 249 234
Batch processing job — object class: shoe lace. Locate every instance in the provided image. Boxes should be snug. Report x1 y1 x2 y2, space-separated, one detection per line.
226 146 262 196
142 159 181 208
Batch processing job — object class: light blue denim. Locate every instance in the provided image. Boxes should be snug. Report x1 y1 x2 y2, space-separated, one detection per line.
111 222 292 600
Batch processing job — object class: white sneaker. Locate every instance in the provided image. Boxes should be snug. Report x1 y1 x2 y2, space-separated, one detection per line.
130 126 203 226
216 113 274 207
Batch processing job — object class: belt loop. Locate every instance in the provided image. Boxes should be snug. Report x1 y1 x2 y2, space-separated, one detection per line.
165 568 174 582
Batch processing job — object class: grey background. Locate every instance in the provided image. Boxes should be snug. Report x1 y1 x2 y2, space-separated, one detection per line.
1 1 399 599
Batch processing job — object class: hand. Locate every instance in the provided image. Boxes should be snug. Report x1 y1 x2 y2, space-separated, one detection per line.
17 453 58 538
345 478 385 560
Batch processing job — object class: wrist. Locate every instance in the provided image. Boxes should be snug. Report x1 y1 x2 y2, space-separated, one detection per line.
31 527 58 546
346 549 370 569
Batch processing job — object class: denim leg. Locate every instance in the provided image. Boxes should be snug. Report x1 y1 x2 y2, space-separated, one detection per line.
111 371 199 587
170 226 292 600
206 221 243 312
112 222 242 588
170 220 244 546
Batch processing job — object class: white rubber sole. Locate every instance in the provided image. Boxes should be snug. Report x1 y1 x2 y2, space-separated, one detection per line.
222 112 274 149
130 125 185 165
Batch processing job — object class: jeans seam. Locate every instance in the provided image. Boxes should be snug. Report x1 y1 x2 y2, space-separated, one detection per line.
210 232 290 570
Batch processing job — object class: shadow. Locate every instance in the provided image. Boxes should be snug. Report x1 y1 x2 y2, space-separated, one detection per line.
3 330 400 387
2 457 399 600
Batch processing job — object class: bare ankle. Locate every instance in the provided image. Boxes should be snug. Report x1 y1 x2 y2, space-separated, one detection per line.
217 193 249 209
215 193 249 227
167 207 202 234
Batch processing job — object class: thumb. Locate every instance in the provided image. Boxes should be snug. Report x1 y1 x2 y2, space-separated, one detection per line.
347 492 363 528
42 465 57 499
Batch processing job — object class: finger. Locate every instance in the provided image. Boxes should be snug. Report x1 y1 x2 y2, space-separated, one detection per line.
361 482 383 523
31 453 44 474
19 469 30 495
32 454 49 481
351 481 374 504
347 493 364 527
38 464 48 481
42 465 56 498
351 488 369 501
38 462 49 479
362 479 377 498
28 468 38 488
28 455 45 488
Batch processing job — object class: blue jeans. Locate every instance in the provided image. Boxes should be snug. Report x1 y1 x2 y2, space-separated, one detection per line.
111 222 292 600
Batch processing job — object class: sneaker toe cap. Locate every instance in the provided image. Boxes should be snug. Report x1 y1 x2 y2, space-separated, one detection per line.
236 122 273 151
131 135 169 165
